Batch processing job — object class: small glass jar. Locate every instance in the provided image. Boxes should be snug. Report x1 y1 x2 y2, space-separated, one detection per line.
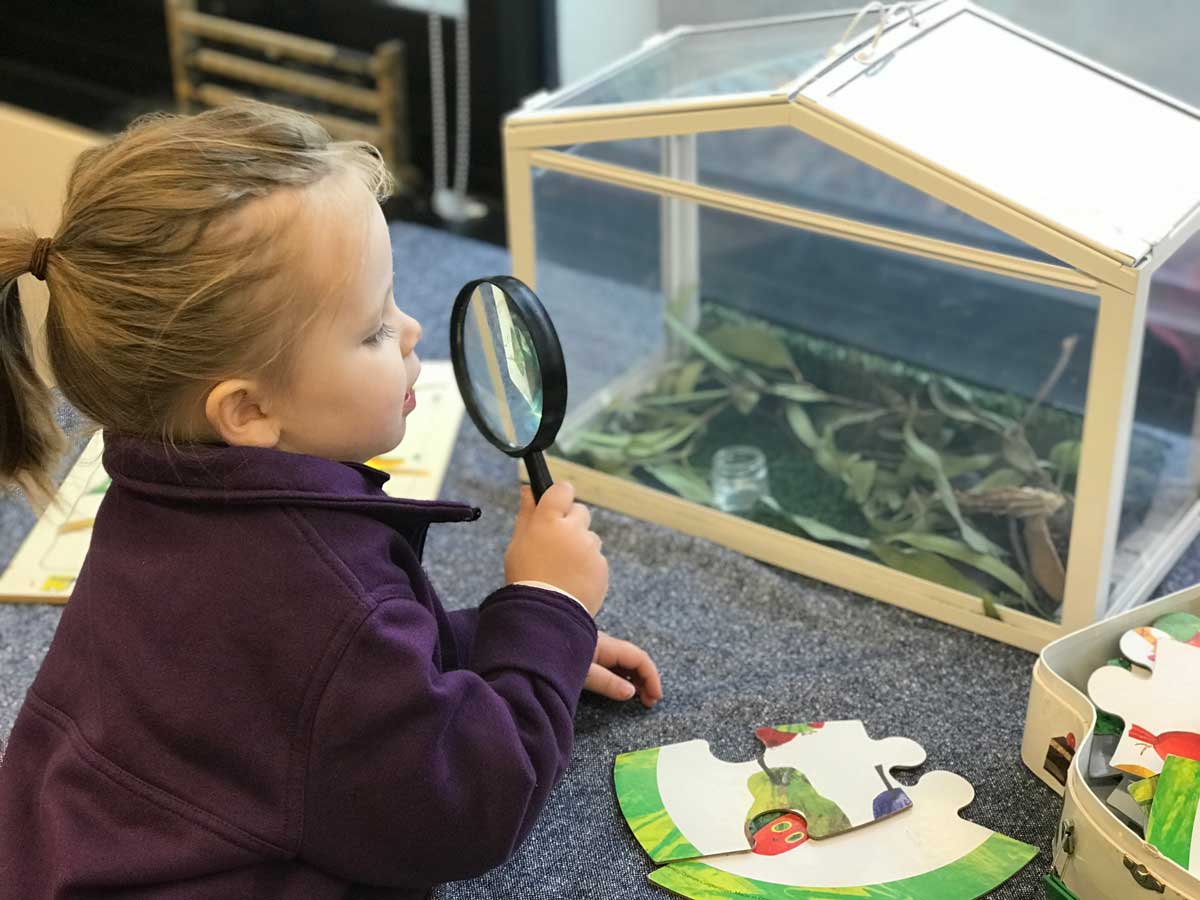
711 445 769 514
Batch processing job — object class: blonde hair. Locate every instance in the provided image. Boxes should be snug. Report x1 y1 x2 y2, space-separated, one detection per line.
0 101 393 504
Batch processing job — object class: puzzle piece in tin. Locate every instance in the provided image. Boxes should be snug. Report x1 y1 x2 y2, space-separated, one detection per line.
1088 639 1200 779
1119 626 1172 670
1145 755 1200 875
1154 612 1200 645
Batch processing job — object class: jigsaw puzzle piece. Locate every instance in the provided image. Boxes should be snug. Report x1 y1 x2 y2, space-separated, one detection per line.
1145 755 1200 875
1154 612 1200 645
1119 626 1171 669
759 720 925 836
648 770 1036 900
614 721 923 863
1088 640 1200 778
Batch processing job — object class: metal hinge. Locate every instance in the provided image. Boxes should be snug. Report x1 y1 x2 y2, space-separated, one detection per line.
1058 819 1076 856
1123 856 1166 893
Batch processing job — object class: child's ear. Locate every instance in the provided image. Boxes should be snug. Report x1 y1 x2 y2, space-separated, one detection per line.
204 379 282 448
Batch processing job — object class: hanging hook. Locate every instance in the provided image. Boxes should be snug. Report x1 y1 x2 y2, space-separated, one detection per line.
824 1 922 65
889 3 920 28
824 1 885 62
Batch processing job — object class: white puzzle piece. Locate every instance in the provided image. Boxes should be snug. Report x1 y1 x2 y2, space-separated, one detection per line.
1088 639 1200 778
1120 626 1174 670
647 770 1037 899
614 720 925 862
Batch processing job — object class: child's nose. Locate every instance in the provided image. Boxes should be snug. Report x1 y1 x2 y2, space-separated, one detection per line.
402 317 422 355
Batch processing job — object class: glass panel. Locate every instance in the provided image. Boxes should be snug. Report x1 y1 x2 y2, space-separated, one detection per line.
570 128 1061 263
1111 229 1200 604
531 168 664 410
545 15 853 110
810 10 1200 260
535 168 1099 625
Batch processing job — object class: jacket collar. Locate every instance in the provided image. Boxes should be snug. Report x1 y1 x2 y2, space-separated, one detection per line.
101 431 481 525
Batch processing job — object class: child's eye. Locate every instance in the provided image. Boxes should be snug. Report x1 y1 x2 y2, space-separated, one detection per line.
364 323 396 346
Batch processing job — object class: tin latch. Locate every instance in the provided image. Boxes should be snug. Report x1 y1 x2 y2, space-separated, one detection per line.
1058 819 1075 856
1123 856 1165 893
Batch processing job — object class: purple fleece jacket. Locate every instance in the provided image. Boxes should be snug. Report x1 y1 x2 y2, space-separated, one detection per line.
0 432 598 899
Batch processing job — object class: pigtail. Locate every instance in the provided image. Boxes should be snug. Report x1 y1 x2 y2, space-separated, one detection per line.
0 227 65 508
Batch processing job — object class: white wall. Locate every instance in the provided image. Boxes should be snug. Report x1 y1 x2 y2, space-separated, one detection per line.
555 0 659 87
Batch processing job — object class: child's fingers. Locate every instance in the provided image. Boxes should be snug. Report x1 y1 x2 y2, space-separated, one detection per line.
565 502 591 530
534 481 575 518
595 638 663 707
512 484 536 535
584 662 636 701
635 668 664 708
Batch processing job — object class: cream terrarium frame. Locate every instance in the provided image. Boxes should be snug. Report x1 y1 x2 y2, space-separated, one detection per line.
503 0 1200 651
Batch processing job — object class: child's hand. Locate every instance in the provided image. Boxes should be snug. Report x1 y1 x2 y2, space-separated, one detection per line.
505 482 608 617
584 632 663 708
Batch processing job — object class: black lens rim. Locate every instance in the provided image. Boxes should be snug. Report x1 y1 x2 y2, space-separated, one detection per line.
449 275 567 457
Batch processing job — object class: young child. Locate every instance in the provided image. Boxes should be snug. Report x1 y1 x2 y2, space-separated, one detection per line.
0 102 661 899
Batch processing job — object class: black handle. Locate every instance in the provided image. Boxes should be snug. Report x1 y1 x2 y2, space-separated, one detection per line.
525 450 553 502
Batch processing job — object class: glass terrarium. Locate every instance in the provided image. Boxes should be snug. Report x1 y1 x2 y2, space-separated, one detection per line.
502 0 1200 650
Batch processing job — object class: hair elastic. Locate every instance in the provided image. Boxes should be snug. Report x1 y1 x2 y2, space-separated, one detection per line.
29 238 52 282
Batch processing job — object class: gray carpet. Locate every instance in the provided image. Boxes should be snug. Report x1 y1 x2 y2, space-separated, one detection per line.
4 221 1198 899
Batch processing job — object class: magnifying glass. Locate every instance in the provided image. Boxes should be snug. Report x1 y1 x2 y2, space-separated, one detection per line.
450 276 567 502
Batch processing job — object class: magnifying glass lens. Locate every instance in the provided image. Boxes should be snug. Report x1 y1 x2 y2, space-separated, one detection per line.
461 283 545 451
451 275 567 502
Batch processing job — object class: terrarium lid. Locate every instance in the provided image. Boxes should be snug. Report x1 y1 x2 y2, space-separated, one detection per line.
791 0 1200 265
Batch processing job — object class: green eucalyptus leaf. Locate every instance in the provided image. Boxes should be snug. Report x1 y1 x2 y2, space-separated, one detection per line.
1002 433 1043 474
871 541 1002 619
732 388 761 415
874 487 905 512
640 388 732 407
628 420 706 458
927 380 981 426
844 457 877 504
674 360 706 396
887 531 1033 604
664 312 740 376
1049 440 1081 476
937 379 1016 431
873 468 913 491
625 427 677 452
576 431 632 449
902 420 1004 556
862 507 912 535
928 380 1010 433
823 408 889 432
760 495 871 549
703 325 795 371
785 404 820 449
939 453 996 479
577 441 636 471
644 464 713 504
768 383 832 403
